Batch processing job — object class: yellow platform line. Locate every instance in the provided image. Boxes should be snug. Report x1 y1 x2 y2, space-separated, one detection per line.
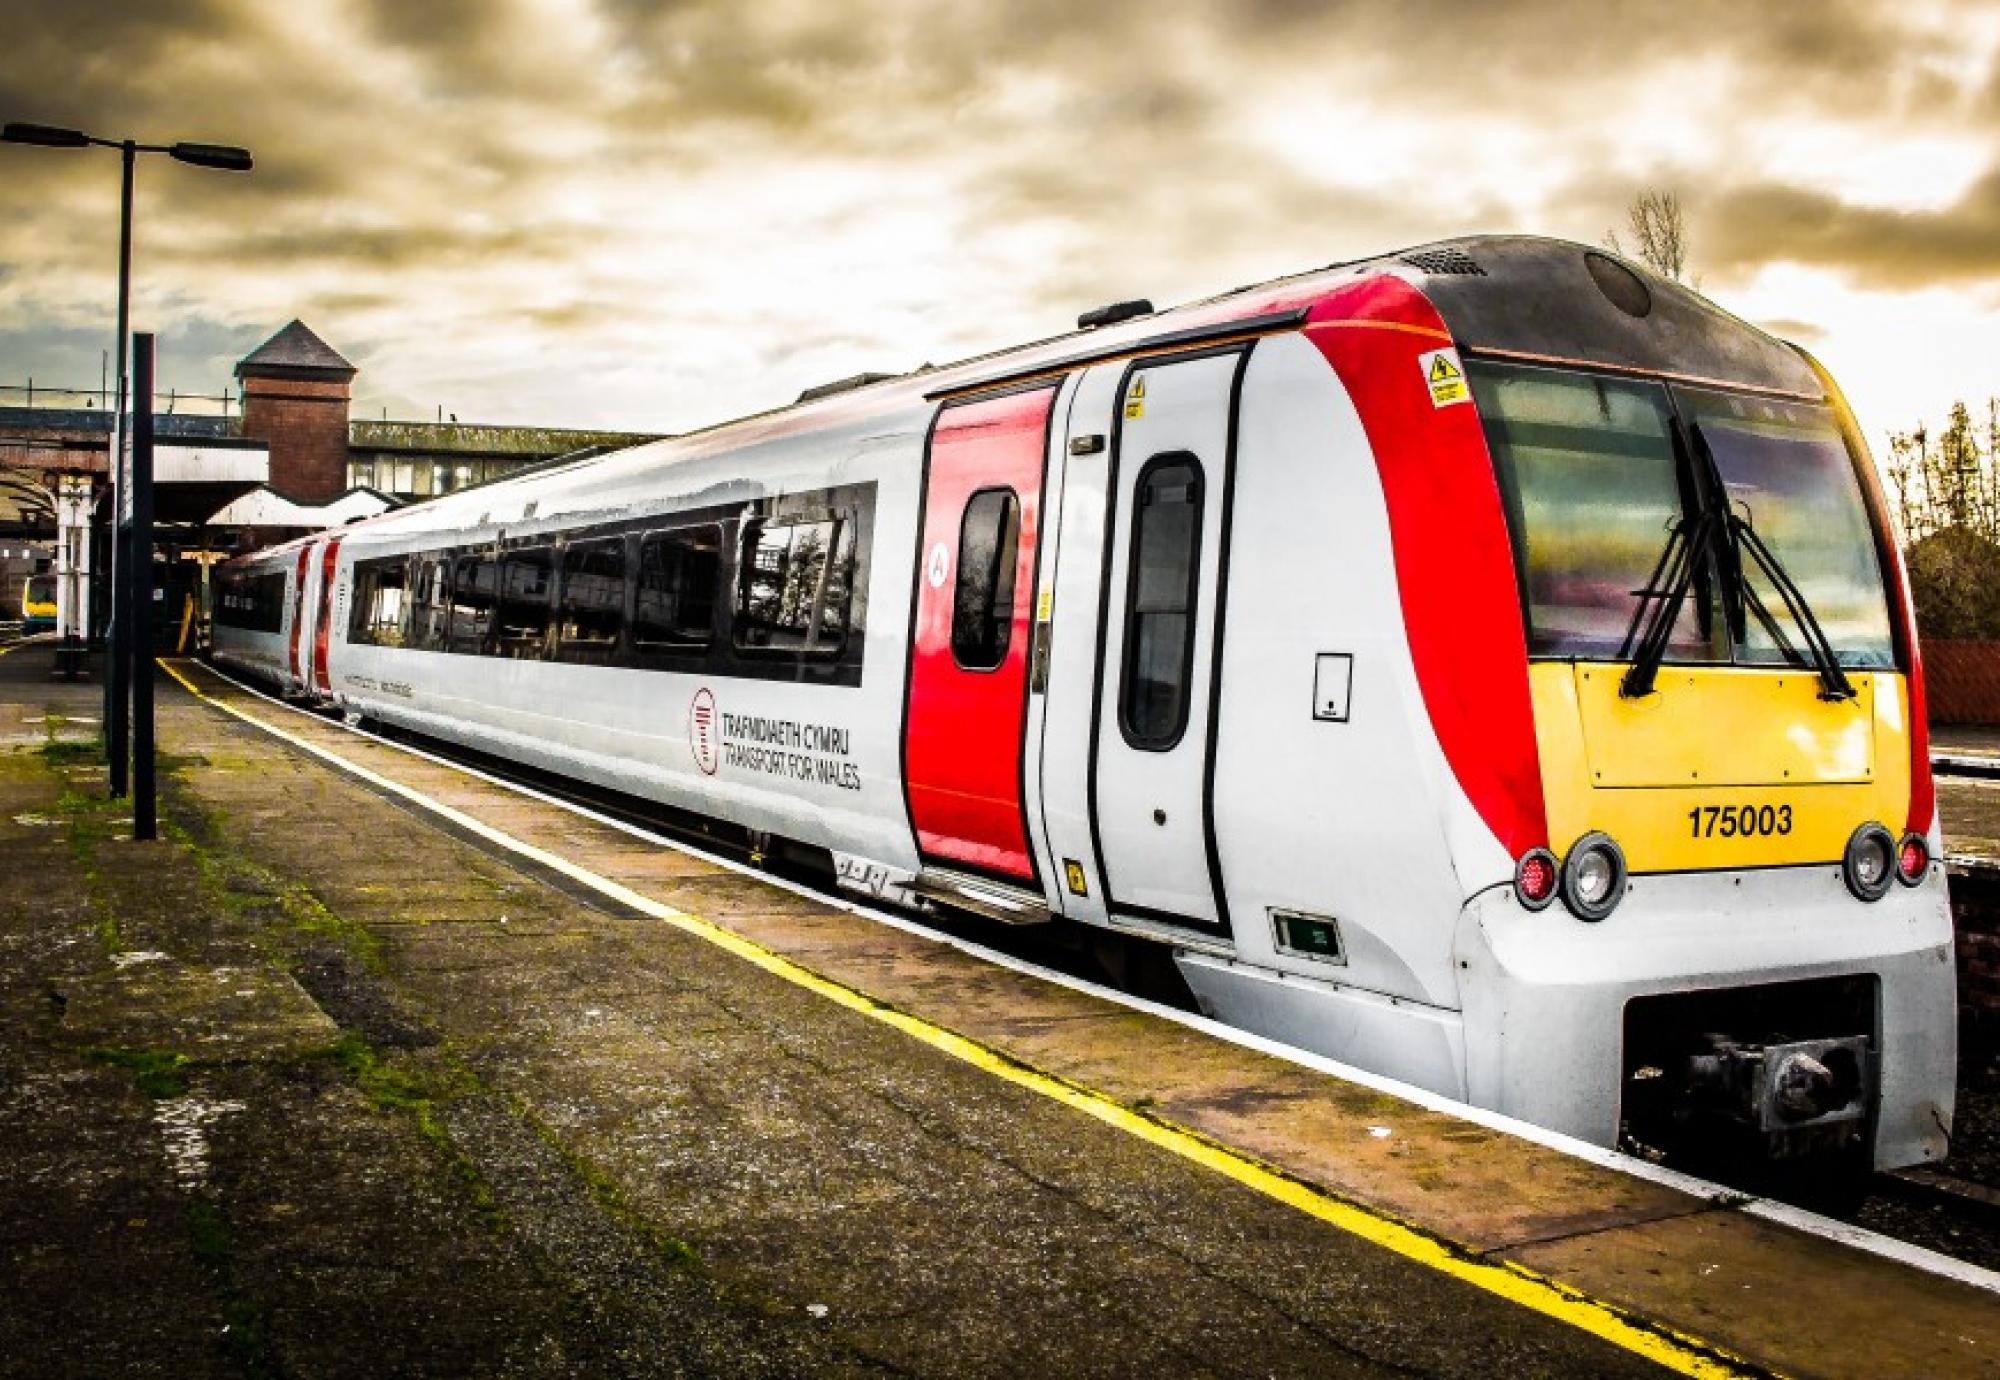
157 657 1766 1379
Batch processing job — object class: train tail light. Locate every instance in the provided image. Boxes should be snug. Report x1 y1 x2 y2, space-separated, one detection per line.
1842 823 1895 902
1515 849 1558 911
1561 832 1627 922
1895 832 1930 887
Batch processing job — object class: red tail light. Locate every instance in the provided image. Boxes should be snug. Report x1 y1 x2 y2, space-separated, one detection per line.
1516 849 1558 910
1896 833 1929 886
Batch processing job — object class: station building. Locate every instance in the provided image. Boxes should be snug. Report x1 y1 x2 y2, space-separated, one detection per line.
0 320 661 641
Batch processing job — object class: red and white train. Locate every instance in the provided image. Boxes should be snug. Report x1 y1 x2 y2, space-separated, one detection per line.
213 236 1955 1171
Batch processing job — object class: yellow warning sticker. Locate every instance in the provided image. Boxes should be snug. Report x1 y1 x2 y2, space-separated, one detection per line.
1037 589 1054 623
1063 859 1089 897
1123 375 1146 419
1418 348 1470 408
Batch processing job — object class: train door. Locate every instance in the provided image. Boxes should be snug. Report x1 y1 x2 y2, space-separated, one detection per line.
311 537 342 695
1086 350 1243 937
902 384 1056 882
286 545 312 692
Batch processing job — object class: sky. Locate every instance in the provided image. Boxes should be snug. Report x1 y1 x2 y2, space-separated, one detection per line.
2 0 1999 456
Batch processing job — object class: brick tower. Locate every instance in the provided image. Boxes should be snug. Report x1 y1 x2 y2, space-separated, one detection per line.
235 320 356 502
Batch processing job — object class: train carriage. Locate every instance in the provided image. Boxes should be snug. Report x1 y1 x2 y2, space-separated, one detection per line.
212 235 1955 1172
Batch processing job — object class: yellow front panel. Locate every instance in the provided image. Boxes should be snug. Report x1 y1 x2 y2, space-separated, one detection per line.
1573 665 1872 787
1530 664 1911 873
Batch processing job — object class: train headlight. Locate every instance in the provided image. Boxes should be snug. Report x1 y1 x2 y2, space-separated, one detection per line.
1560 832 1626 922
1895 832 1930 887
1842 823 1895 902
1515 848 1558 911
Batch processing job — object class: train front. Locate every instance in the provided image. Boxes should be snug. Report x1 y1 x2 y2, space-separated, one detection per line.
1425 239 1954 1172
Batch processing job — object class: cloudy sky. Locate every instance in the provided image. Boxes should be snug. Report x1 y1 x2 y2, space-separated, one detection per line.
2 0 1998 453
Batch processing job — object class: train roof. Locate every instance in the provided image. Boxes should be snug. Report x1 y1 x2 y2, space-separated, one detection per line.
228 234 1824 565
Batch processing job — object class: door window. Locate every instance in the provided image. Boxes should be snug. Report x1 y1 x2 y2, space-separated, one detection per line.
1120 453 1204 749
951 487 1020 670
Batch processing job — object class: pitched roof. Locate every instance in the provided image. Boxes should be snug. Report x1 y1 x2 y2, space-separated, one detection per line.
235 320 355 378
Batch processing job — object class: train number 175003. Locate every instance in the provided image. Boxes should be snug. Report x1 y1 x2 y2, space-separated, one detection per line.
1688 803 1792 839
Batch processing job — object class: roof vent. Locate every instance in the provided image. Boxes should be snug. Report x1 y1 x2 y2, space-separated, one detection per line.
1400 248 1486 277
796 371 898 404
1077 299 1154 330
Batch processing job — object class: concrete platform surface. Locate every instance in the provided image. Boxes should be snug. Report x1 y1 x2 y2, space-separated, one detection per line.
0 641 1994 1378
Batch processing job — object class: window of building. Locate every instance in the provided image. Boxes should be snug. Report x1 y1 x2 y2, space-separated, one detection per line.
1120 454 1203 749
633 526 720 652
494 546 553 657
950 488 1020 670
450 555 495 651
558 538 625 656
735 516 852 654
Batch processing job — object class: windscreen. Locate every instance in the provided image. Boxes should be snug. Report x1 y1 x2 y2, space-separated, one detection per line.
26 575 55 603
1470 360 1894 669
1674 387 1895 669
1469 362 1718 660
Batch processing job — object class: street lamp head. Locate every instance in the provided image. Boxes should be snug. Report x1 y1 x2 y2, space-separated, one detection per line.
3 121 90 148
168 142 252 172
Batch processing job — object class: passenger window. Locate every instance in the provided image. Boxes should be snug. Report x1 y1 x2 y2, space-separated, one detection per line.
495 547 553 657
349 557 407 647
634 526 720 652
735 516 852 654
451 556 495 652
951 488 1020 670
1120 454 1203 749
412 558 449 651
558 538 625 655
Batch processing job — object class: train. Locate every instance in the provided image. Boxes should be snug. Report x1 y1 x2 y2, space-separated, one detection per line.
20 572 56 633
211 235 1955 1173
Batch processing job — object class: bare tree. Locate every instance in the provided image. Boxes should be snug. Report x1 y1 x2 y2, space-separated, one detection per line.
1606 190 1689 282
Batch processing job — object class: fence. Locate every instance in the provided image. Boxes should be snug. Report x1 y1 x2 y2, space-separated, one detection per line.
0 381 237 416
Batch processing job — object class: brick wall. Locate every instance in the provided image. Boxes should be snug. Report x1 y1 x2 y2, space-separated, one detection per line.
239 375 350 503
1921 640 2000 726
1951 873 2000 1050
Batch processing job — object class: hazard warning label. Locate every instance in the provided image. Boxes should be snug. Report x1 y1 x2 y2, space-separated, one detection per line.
1418 348 1470 408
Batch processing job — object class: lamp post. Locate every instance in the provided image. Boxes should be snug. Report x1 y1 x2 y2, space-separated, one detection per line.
2 122 251 798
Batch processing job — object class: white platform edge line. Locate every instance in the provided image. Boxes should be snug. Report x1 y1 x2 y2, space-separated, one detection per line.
176 659 2000 1297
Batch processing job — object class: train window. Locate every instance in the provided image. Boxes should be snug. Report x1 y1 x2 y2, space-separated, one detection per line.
1120 454 1203 750
409 557 450 651
1671 387 1895 670
216 571 285 634
951 488 1020 670
349 556 408 648
450 556 495 652
1469 362 1720 662
494 546 553 657
634 526 720 652
735 516 852 655
557 538 626 656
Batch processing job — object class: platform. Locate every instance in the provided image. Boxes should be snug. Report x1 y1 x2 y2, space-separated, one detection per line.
2 640 1996 1377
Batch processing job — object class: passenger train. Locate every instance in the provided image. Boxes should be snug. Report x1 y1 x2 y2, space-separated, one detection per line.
21 572 56 634
212 236 1955 1172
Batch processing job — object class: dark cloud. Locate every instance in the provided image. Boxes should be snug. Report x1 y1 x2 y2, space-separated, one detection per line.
0 0 1995 430
1703 166 2000 288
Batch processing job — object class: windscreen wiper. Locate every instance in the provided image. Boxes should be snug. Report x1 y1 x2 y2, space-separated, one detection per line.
1684 422 1856 703
1727 512 1856 701
1619 506 1718 699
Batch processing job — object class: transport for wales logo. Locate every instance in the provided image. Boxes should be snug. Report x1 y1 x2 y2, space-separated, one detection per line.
689 687 719 775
